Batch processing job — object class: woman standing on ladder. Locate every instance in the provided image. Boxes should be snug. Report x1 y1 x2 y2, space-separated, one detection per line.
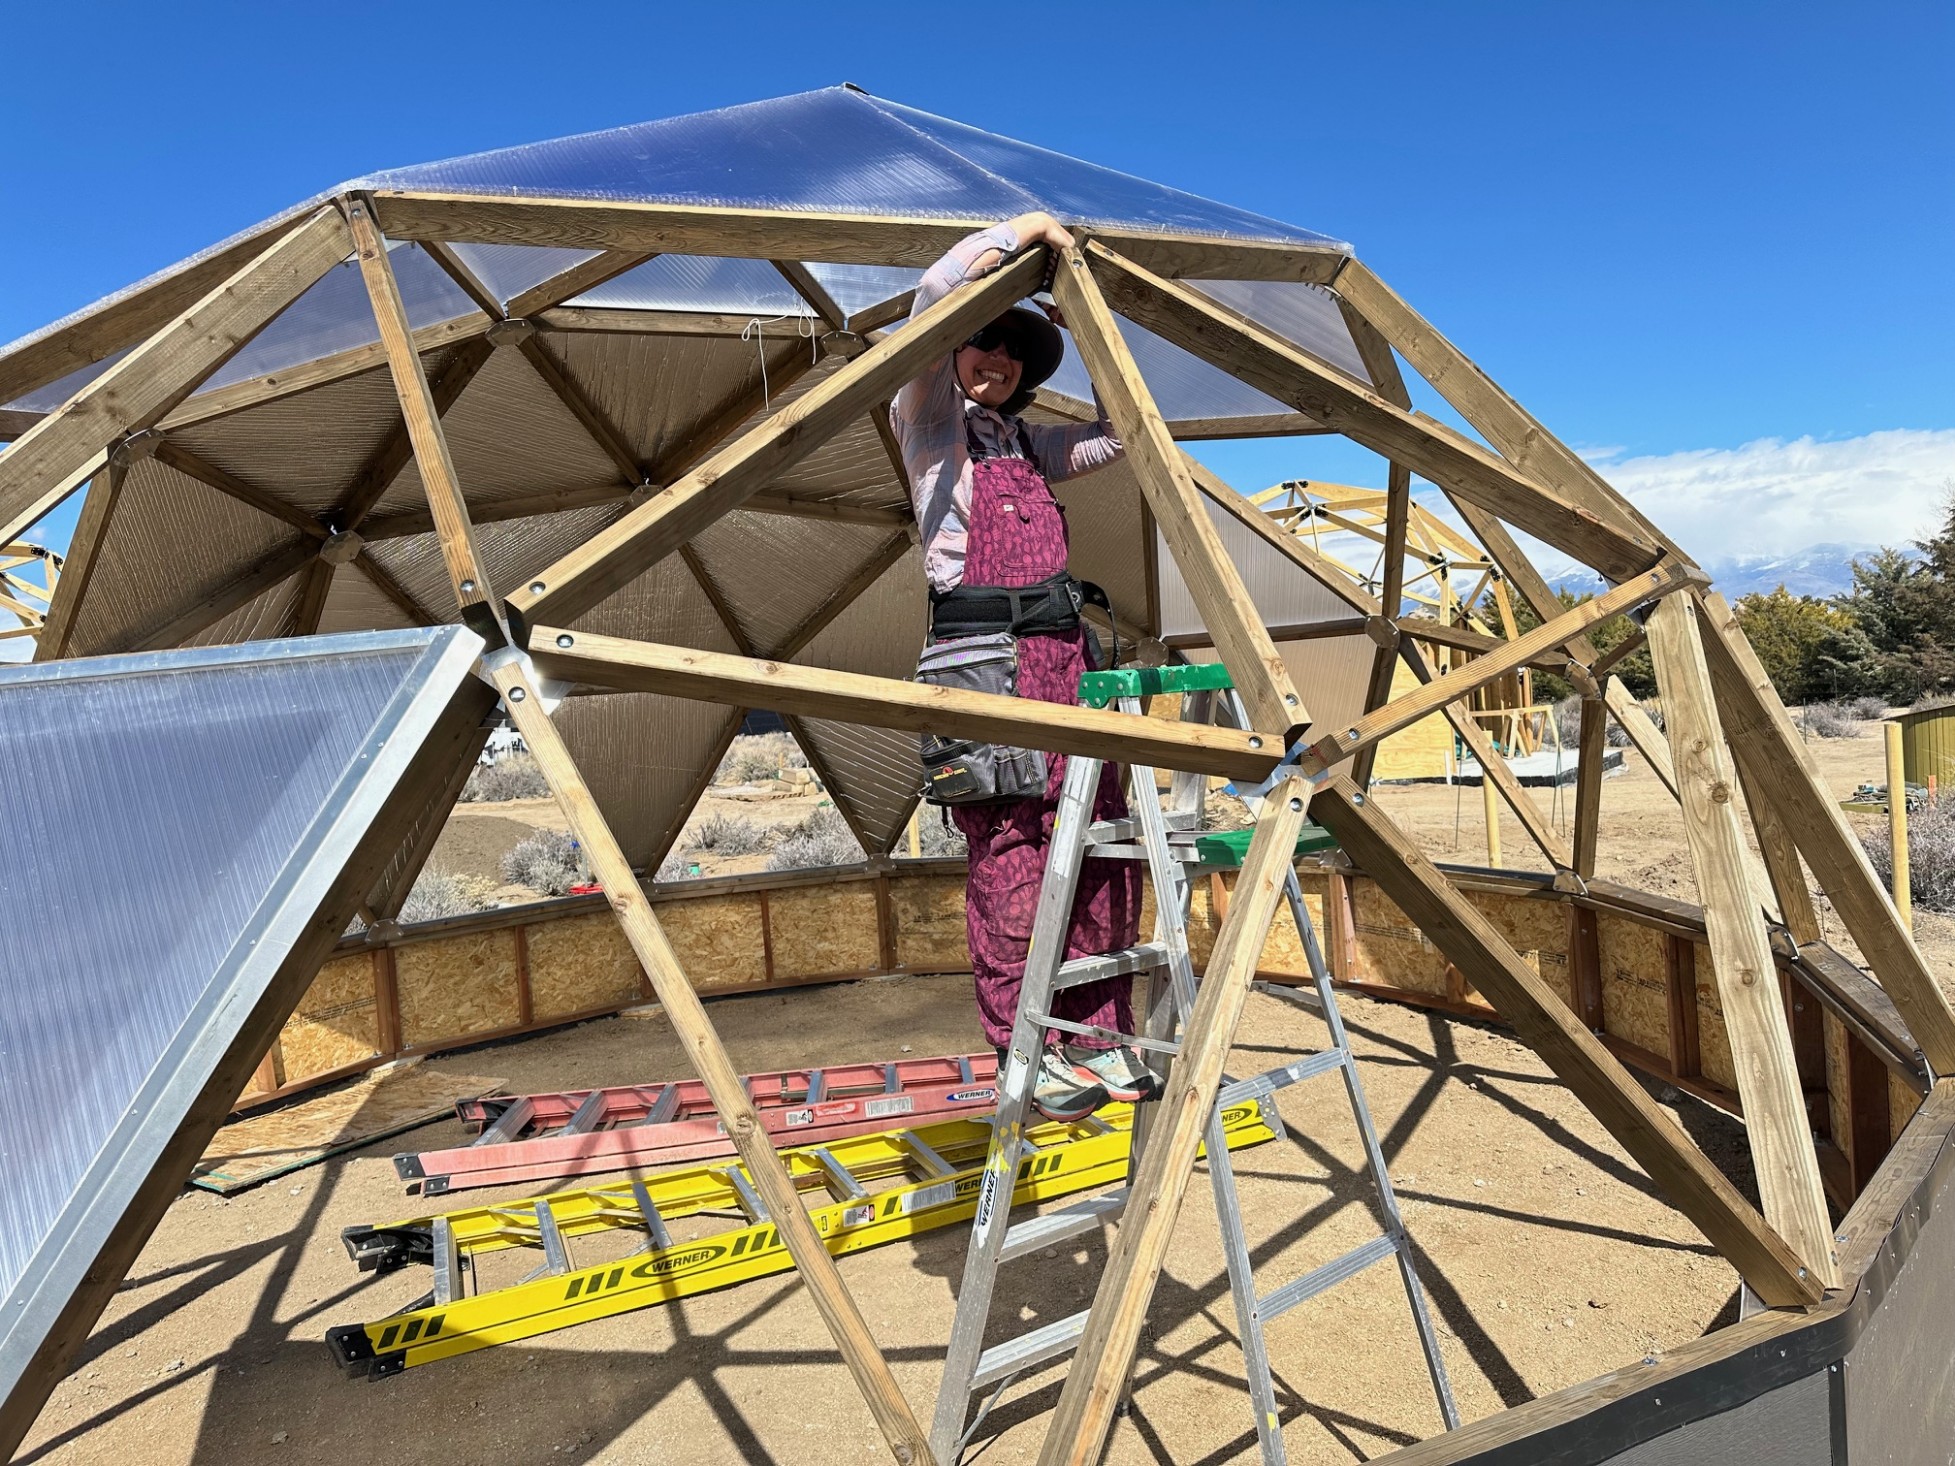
892 213 1153 1121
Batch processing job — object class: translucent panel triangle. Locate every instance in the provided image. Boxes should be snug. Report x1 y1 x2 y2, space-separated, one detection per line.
0 628 484 1455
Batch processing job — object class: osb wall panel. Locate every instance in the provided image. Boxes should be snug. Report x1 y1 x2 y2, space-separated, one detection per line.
1471 891 1569 1010
662 893 768 992
1345 875 1449 996
1824 1012 1851 1159
1595 915 1672 1057
397 930 522 1047
1372 660 1454 781
1692 940 1738 1091
1892 1073 1921 1146
276 952 381 1084
891 873 969 972
528 913 643 1020
768 884 880 979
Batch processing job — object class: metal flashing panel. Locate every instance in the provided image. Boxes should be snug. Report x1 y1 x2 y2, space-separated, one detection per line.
0 627 484 1454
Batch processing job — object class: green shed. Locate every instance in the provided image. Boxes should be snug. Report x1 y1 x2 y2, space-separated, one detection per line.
1891 703 1955 790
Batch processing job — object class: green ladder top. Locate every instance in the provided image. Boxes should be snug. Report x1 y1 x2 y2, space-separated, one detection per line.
1077 662 1236 708
1194 824 1340 869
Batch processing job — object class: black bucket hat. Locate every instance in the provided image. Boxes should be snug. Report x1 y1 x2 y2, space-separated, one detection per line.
965 305 1064 416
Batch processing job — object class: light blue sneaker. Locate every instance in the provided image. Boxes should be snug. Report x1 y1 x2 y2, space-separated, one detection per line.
1066 1043 1160 1103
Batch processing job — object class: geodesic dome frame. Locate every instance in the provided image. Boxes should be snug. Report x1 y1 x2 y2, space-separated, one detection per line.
2 85 1951 1466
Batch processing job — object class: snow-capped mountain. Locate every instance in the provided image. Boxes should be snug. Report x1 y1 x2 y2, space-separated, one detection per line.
1548 543 1889 600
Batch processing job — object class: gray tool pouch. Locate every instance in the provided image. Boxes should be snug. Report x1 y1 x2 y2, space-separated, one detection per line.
913 633 1049 805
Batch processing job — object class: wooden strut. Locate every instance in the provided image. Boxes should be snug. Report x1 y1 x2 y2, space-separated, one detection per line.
1050 244 1308 736
503 248 1051 640
1351 462 1413 789
1645 595 1836 1284
347 194 936 1466
1036 776 1311 1466
1308 775 1823 1308
0 207 353 548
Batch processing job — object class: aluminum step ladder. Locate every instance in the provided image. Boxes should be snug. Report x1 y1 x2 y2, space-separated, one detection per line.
930 663 1459 1464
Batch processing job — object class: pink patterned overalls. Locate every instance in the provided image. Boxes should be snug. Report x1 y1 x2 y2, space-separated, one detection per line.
950 421 1141 1050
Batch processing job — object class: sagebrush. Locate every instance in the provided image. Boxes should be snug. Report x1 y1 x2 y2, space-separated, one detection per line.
716 732 807 785
1864 796 1955 914
915 811 969 858
1800 702 1864 739
501 828 593 895
461 751 549 801
767 807 866 870
1848 695 1890 721
683 811 776 855
399 866 497 923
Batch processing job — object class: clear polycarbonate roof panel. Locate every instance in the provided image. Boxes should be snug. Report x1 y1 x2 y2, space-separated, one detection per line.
803 263 918 319
1044 316 1301 424
2 243 480 415
0 628 480 1431
1193 280 1372 382
448 241 603 306
354 86 1348 247
571 254 812 315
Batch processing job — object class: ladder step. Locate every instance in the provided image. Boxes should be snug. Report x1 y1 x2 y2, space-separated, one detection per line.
1030 1013 1179 1056
1217 1050 1346 1109
1257 1234 1399 1323
1053 943 1167 991
971 1308 1092 1390
998 1188 1128 1263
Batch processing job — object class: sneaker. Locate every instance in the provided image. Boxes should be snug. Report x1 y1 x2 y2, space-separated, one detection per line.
1031 1047 1109 1122
1065 1042 1161 1103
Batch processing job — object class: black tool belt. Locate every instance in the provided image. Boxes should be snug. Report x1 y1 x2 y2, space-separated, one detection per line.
929 572 1109 640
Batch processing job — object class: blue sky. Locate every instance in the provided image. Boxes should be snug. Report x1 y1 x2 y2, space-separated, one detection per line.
4 1 1951 579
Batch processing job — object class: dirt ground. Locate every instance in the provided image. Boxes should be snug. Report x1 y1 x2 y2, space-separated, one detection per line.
20 730 1951 1466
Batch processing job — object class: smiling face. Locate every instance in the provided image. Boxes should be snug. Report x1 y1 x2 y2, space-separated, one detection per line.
955 337 1023 409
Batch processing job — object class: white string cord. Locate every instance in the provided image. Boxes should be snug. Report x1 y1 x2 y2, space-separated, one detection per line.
741 309 820 412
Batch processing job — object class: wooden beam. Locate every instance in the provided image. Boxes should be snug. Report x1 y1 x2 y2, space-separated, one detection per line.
847 288 915 335
529 628 1281 783
1736 754 1825 947
1572 694 1607 878
1646 595 1836 1285
505 249 1050 640
338 333 498 530
1304 565 1689 774
1592 626 1648 680
1038 777 1310 1466
1083 242 1662 582
346 197 499 635
32 461 123 662
1331 258 1673 552
770 260 848 331
1051 245 1307 735
1308 775 1824 1307
151 438 326 539
420 240 505 320
773 530 914 661
0 208 351 546
514 332 644 485
1695 589 1955 1075
486 659 934 1464
1664 934 1703 1079
506 249 659 320
132 540 315 651
535 306 763 339
1183 455 1379 616
291 558 334 637
1399 640 1571 867
0 211 301 408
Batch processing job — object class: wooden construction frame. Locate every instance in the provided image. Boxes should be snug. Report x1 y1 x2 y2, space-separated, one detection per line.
8 165 1952 1466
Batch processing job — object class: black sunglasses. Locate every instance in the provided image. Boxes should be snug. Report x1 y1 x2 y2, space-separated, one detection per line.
963 324 1023 360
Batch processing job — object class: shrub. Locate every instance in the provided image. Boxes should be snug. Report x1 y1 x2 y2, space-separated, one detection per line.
398 866 497 923
1637 698 1665 733
1800 702 1863 739
654 851 691 883
716 732 807 785
1864 796 1955 914
683 811 776 855
1552 694 1584 748
916 811 968 858
1848 695 1890 721
766 807 866 871
461 751 549 802
501 828 592 895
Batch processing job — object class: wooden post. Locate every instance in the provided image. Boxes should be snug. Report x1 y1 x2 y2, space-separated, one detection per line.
1886 720 1912 931
1051 246 1309 735
1352 462 1412 788
492 662 933 1463
1694 589 1955 1075
1663 935 1702 1080
0 207 352 546
1310 775 1821 1307
1645 595 1836 1286
1036 778 1309 1466
1572 694 1607 878
32 460 124 662
1569 905 1605 1032
1482 769 1502 868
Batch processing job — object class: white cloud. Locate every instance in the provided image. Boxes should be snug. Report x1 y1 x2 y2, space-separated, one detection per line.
1580 429 1955 564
